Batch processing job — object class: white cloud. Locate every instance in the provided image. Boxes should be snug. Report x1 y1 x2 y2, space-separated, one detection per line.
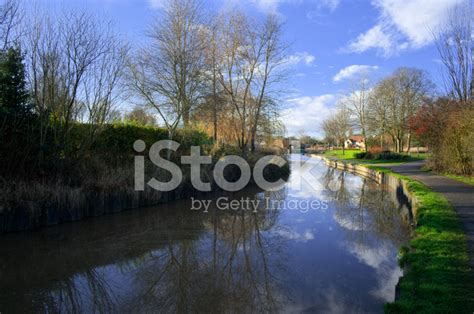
346 0 464 56
347 242 391 269
333 64 379 82
284 52 316 67
273 227 315 242
374 0 463 47
281 94 336 136
347 25 399 57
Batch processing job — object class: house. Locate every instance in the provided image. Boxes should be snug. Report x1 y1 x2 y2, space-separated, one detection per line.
345 135 365 150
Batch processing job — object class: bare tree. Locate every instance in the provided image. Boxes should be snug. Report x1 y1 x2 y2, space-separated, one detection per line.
435 1 473 102
124 106 157 126
202 16 223 143
216 12 257 152
249 14 286 152
129 0 205 140
322 104 351 154
369 68 433 152
215 11 286 153
322 117 338 147
335 102 352 155
343 76 371 152
368 82 390 151
27 9 128 161
82 31 128 143
28 11 67 159
394 68 433 152
0 0 23 49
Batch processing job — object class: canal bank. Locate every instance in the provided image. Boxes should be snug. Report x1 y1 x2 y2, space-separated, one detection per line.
0 152 290 234
0 156 411 313
317 155 474 313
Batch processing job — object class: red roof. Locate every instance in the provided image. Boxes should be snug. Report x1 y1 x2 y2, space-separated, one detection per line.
349 135 364 142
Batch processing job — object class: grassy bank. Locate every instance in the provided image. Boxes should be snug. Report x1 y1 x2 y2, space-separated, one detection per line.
441 173 474 186
421 166 474 186
322 154 473 311
322 149 361 160
364 165 474 312
322 149 427 164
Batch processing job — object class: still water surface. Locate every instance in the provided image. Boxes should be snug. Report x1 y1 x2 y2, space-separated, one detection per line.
0 156 411 313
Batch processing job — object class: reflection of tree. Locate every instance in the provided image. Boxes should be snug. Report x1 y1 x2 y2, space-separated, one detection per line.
322 168 412 303
0 166 417 312
21 268 116 313
322 167 336 192
116 192 287 313
323 168 351 209
323 169 411 247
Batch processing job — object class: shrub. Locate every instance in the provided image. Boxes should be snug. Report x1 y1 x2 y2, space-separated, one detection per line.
368 146 383 155
375 152 410 160
410 99 474 175
211 144 243 160
354 150 411 161
354 152 372 159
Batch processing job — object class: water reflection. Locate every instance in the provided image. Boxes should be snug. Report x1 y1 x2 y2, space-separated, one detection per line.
0 157 411 313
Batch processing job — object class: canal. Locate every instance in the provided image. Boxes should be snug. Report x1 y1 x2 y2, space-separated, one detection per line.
0 156 412 313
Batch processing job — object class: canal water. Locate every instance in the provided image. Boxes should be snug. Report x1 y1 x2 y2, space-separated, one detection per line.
0 156 411 313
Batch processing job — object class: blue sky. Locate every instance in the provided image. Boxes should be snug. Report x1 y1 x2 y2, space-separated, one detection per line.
25 0 463 137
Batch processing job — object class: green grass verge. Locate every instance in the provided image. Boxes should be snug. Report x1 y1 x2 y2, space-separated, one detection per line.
366 165 474 313
322 149 360 160
442 174 474 186
421 165 473 186
323 149 425 164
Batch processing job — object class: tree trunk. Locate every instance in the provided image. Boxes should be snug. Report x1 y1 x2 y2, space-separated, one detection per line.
362 130 368 152
166 128 174 160
250 131 256 153
406 133 412 153
398 138 403 153
394 137 399 153
470 45 474 100
182 111 190 128
212 71 218 143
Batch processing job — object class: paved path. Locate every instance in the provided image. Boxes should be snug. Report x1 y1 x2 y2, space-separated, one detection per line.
379 161 474 269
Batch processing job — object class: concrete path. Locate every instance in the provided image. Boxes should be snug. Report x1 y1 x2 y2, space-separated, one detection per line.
379 161 474 269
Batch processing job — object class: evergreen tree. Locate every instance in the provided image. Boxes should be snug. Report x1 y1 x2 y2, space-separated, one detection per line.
0 46 30 117
0 47 34 177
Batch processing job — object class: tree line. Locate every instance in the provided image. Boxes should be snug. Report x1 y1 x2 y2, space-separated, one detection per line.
0 0 288 179
323 1 473 175
323 67 433 154
127 1 287 152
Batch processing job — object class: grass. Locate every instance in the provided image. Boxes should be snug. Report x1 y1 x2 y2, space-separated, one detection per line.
404 152 431 160
318 155 473 310
421 165 474 186
365 165 474 313
322 149 426 164
442 174 474 186
322 149 360 160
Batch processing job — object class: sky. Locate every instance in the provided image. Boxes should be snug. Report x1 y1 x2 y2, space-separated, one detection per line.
24 0 465 137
